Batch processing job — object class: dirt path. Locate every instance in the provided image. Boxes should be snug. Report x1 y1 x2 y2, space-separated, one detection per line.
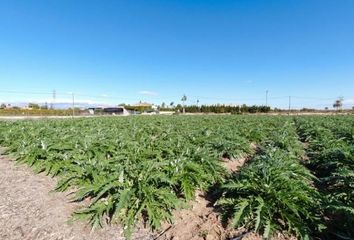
0 155 152 240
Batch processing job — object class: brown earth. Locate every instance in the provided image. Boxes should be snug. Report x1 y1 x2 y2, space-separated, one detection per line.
154 190 260 240
0 148 293 240
154 153 259 240
0 155 152 240
0 151 255 240
154 144 294 240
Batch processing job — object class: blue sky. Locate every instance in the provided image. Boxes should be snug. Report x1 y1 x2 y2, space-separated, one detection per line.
0 0 354 109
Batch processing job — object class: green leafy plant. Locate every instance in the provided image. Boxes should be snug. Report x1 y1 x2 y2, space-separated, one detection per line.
218 148 323 239
0 115 353 239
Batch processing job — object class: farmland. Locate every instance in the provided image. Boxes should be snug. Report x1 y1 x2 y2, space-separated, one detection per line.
0 115 353 240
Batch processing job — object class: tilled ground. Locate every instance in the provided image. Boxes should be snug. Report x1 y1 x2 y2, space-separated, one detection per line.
0 152 292 240
154 154 261 240
0 155 152 240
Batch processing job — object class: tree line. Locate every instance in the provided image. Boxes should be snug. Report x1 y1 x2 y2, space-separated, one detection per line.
160 104 271 114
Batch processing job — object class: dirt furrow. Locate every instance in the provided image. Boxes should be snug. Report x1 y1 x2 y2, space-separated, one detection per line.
0 155 151 240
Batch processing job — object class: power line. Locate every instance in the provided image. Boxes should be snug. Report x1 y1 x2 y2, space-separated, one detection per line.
0 90 348 101
291 96 337 100
0 89 353 110
0 90 52 95
187 95 289 102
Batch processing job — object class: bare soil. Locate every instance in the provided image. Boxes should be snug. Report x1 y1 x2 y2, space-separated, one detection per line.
155 190 261 240
155 154 260 240
0 148 292 240
154 143 294 240
0 155 152 240
0 152 255 240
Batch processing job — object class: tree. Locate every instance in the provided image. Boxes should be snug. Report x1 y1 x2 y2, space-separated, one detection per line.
28 103 40 109
161 102 166 108
169 102 174 108
0 103 6 109
333 97 343 111
41 102 48 109
176 104 182 112
181 94 187 114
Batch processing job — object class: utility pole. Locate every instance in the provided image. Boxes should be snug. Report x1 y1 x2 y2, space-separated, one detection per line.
51 89 56 109
288 96 291 115
265 90 268 107
72 92 75 118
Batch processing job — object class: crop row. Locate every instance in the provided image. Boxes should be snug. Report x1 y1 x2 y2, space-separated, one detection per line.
296 116 354 239
0 115 353 239
218 119 323 239
0 116 283 238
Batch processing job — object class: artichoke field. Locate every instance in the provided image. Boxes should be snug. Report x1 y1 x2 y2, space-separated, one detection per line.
0 115 353 239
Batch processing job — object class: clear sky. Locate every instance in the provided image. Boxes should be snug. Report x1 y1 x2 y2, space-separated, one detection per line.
0 0 354 109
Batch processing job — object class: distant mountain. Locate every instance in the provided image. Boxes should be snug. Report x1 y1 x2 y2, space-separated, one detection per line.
3 101 114 109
